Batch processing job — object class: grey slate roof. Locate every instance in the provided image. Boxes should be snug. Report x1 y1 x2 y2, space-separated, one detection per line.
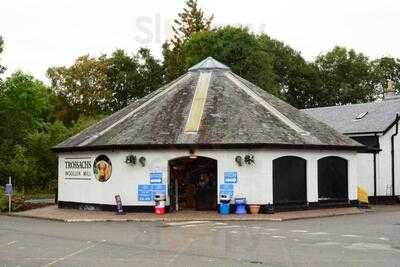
304 98 400 134
54 57 362 152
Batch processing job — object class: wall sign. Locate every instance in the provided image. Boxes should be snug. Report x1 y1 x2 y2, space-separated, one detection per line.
64 157 92 180
4 183 12 195
115 195 124 214
150 172 163 184
138 184 166 202
219 183 234 198
224 171 238 183
94 155 112 182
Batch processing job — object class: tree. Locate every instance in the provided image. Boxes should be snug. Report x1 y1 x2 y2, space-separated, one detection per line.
171 0 213 47
0 36 6 75
106 48 163 111
183 26 279 95
314 46 375 106
47 55 111 116
163 0 213 82
258 35 322 108
0 72 54 185
371 57 400 97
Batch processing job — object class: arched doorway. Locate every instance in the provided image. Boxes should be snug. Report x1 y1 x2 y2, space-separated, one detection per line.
318 156 348 201
169 156 217 211
273 156 307 205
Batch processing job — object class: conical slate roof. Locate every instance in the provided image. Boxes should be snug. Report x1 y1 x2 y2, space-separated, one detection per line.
54 57 362 152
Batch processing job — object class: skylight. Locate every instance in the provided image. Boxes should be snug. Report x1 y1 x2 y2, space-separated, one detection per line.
355 112 368 120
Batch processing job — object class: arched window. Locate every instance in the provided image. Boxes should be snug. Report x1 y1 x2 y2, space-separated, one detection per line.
273 156 307 204
318 156 348 201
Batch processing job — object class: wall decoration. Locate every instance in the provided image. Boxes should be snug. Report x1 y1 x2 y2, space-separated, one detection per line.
224 171 238 183
93 155 112 182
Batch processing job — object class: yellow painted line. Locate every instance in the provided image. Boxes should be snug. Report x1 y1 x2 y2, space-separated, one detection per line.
184 72 212 134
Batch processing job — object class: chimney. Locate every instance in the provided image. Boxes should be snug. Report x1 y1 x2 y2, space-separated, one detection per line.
384 80 397 100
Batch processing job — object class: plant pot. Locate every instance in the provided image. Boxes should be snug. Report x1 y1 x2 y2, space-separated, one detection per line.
249 204 260 214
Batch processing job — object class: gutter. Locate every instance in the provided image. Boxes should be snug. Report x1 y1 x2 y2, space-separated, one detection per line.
391 113 399 196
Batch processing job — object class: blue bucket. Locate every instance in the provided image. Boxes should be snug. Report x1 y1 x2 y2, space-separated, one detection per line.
219 203 230 215
235 197 247 214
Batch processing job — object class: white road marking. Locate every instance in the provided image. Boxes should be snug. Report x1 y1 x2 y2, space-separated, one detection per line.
181 224 201 228
378 237 389 241
229 230 239 234
291 230 308 233
42 240 106 267
307 232 328 235
0 240 17 247
265 228 279 231
212 222 227 226
166 221 210 226
272 236 287 239
344 242 394 251
214 225 241 229
316 241 340 246
342 234 361 238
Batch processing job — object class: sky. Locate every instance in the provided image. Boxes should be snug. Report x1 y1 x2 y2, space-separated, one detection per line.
1 0 399 82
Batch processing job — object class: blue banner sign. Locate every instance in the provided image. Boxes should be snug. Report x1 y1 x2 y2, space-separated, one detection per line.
219 183 234 198
150 172 163 184
224 171 238 183
4 183 12 195
138 184 166 202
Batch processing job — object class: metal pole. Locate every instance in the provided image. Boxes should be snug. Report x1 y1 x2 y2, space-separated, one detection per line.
8 177 11 215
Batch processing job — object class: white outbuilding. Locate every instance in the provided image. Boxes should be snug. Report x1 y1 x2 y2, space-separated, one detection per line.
54 57 363 212
305 88 400 201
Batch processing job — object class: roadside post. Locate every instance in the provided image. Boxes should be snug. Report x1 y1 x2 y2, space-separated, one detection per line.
5 177 13 214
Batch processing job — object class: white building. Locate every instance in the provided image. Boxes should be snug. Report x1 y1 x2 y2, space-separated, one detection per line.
305 92 400 200
54 57 362 212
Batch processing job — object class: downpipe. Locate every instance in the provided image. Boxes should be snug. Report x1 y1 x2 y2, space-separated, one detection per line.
391 113 399 196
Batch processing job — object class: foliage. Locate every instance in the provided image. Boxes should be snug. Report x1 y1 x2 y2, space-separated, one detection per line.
163 0 213 82
0 72 54 183
371 57 400 97
48 49 163 117
314 46 376 106
47 55 111 116
183 26 279 95
0 36 5 75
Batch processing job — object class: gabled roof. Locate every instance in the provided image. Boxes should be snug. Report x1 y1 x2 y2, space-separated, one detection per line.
304 98 400 135
54 57 362 152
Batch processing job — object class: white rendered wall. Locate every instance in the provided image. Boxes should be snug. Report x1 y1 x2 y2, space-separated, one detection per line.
376 126 400 196
375 126 400 196
357 153 375 196
58 149 358 206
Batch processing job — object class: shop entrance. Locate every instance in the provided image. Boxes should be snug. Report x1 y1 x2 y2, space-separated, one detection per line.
169 156 217 212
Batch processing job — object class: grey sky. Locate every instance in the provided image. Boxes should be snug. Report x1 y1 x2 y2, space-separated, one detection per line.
1 0 399 82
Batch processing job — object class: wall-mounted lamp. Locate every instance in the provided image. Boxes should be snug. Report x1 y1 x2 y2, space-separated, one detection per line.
244 154 255 165
139 156 146 167
235 156 243 166
125 155 137 165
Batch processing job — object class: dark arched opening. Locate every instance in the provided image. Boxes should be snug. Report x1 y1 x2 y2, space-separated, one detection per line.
169 156 217 211
273 156 307 205
318 156 348 201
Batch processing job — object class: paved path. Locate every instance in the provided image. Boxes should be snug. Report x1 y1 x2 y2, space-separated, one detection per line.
12 205 363 222
0 205 399 266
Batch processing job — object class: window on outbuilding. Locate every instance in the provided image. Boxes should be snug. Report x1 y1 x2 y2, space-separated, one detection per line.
273 156 307 205
318 156 348 201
